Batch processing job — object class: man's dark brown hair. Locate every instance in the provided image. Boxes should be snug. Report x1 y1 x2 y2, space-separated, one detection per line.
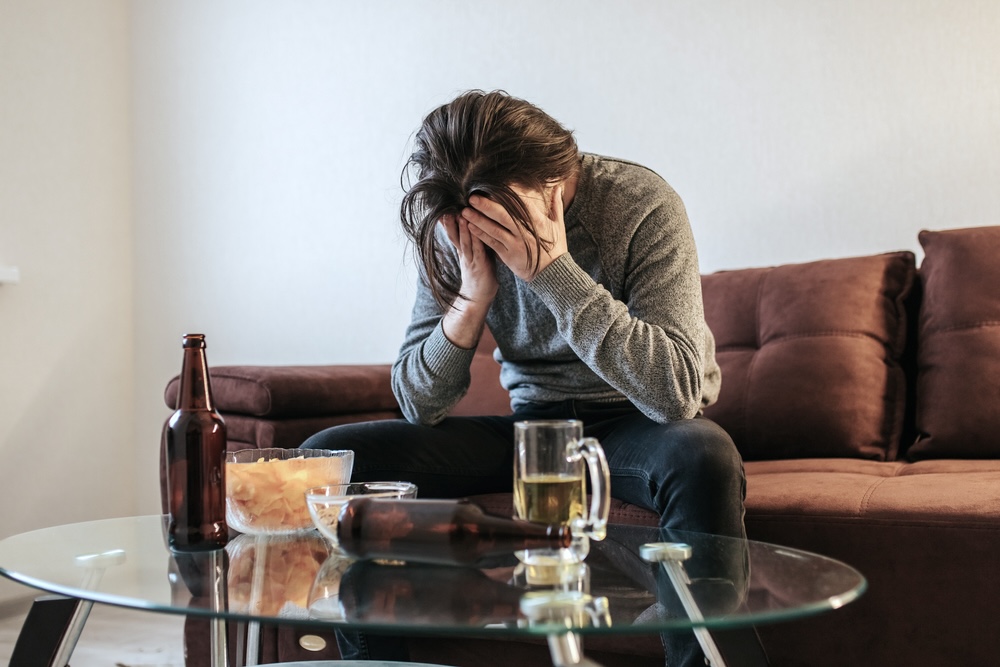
400 90 580 308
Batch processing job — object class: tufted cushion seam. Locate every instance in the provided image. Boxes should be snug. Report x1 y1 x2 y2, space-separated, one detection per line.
718 328 897 351
923 320 1000 335
858 477 889 516
762 330 897 346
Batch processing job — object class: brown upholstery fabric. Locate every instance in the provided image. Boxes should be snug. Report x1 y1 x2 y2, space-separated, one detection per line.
701 252 916 461
908 225 1000 460
743 454 1000 662
164 329 509 422
223 411 402 450
449 327 513 417
744 457 1000 666
744 458 1000 524
164 364 398 418
748 514 1000 667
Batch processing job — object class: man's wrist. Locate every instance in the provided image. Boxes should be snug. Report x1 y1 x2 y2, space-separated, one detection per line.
442 299 490 349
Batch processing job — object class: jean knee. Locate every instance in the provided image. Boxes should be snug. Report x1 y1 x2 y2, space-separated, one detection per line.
645 419 744 526
687 420 743 492
652 417 738 475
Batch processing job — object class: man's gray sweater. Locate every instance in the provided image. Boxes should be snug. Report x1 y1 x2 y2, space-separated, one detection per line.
391 153 721 425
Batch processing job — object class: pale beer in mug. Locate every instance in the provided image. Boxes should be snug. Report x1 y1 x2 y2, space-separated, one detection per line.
514 473 586 527
513 420 610 565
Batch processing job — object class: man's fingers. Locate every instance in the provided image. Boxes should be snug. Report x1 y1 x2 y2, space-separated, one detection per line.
468 195 518 235
463 207 512 249
457 217 473 257
469 231 489 261
551 184 564 221
439 214 460 247
468 222 501 252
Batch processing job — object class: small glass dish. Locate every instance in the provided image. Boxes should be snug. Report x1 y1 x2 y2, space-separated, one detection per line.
226 448 354 535
306 482 418 551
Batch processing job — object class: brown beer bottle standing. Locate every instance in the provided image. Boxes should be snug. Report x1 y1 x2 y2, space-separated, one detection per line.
164 333 228 551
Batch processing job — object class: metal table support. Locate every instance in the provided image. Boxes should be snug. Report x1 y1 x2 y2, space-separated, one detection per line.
640 542 728 667
8 549 126 667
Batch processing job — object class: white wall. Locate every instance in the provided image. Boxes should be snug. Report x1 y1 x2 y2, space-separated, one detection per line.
129 0 1000 515
1 0 997 563
0 0 132 601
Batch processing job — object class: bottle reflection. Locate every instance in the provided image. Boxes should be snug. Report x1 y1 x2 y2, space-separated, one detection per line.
336 561 523 626
166 547 229 667
168 548 227 607
324 559 610 632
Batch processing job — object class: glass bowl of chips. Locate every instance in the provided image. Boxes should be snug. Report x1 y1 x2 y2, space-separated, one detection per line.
226 448 354 535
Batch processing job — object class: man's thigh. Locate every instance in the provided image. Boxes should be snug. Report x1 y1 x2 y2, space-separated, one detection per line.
590 414 745 531
301 416 516 498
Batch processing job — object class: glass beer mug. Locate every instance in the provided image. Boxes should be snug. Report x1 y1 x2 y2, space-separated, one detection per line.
513 419 610 565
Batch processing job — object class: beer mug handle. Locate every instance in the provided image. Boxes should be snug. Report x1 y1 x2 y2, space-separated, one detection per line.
575 437 610 541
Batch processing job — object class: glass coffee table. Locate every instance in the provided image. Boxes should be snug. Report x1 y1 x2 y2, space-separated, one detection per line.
0 515 865 667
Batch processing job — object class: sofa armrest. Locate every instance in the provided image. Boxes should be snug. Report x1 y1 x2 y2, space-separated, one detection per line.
164 364 398 418
163 328 510 431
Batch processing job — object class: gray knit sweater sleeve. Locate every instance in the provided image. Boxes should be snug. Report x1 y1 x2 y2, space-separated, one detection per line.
390 266 478 425
526 168 713 421
527 247 706 423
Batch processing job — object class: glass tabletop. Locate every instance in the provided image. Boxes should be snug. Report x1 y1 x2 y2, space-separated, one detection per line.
0 515 865 638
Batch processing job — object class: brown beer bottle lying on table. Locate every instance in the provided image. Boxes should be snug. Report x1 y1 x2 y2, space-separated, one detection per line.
163 333 228 552
336 498 572 566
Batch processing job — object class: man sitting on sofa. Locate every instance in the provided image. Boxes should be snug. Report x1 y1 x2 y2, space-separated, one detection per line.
303 89 748 666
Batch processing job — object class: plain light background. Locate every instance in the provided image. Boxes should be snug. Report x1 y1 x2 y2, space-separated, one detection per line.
1 0 998 600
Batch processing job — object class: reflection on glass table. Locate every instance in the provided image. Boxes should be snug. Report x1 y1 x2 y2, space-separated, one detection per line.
0 515 865 667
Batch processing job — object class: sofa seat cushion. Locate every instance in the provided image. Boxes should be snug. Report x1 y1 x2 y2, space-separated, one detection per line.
745 458 1000 525
701 252 917 462
744 457 1000 667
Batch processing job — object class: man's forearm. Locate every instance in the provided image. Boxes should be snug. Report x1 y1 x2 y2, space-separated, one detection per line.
441 298 491 350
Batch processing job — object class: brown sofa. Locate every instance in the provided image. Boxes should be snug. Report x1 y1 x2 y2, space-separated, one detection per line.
166 226 1000 667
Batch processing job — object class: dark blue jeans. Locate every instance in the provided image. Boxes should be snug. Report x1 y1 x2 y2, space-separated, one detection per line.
302 400 749 666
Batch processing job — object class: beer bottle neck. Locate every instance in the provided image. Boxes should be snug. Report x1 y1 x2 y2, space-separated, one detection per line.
472 510 573 552
177 336 214 411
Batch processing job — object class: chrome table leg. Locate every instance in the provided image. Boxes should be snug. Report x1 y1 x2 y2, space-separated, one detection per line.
641 542 728 667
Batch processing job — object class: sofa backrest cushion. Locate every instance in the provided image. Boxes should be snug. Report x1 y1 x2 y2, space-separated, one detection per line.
701 251 916 461
908 225 1000 460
